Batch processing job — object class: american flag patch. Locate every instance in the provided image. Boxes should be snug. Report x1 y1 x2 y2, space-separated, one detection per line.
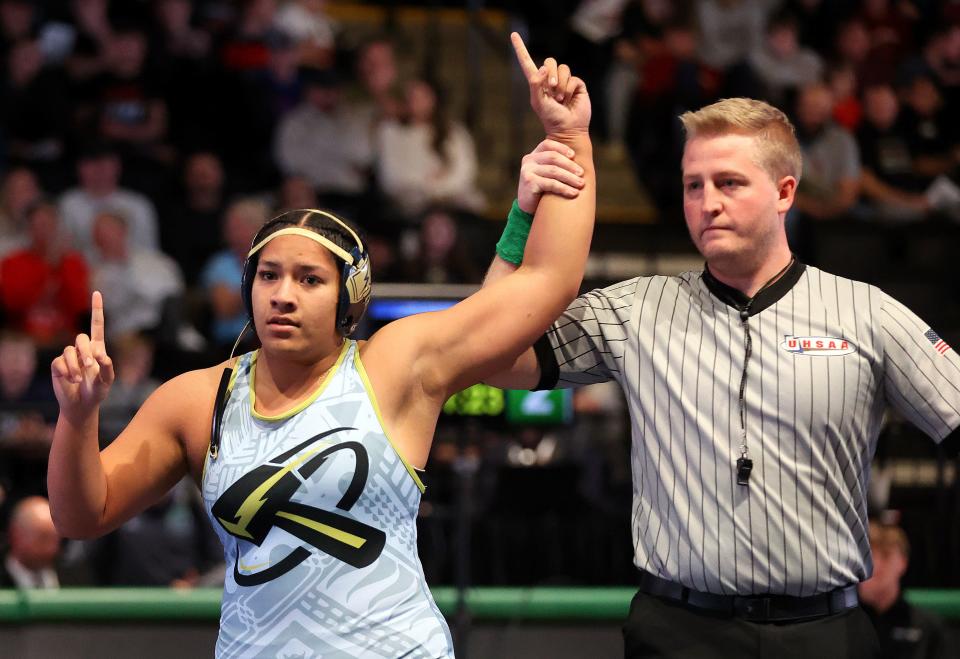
925 328 951 355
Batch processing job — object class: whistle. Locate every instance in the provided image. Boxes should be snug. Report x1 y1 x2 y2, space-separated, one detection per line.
736 457 753 486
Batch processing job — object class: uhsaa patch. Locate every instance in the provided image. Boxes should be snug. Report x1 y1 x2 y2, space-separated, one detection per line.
781 336 856 356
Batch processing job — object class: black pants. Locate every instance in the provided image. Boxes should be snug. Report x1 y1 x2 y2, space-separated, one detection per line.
622 591 880 659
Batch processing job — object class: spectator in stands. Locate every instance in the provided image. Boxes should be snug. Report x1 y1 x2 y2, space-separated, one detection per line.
150 0 216 155
58 143 159 258
626 19 720 215
0 166 40 256
790 82 861 258
160 151 228 285
0 496 61 588
0 329 56 460
199 198 269 351
376 77 484 220
254 30 304 125
601 0 677 160
64 0 114 84
88 479 223 587
915 24 960 113
855 0 917 86
0 200 89 348
695 0 772 71
90 210 185 340
857 83 934 222
351 36 402 128
0 0 36 62
792 82 861 221
0 332 56 519
561 0 631 141
747 10 822 106
0 331 57 417
151 0 211 64
788 0 844 54
276 174 318 212
828 62 863 131
83 25 172 194
274 67 374 219
219 0 277 74
99 332 160 444
900 73 959 183
272 0 335 70
834 18 874 85
206 1 281 191
365 233 400 283
399 207 480 284
1 38 70 190
859 520 956 659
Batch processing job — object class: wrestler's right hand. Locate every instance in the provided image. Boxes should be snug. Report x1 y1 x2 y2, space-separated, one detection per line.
511 32 590 139
51 290 115 420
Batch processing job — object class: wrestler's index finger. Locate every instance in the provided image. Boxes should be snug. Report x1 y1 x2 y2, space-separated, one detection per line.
510 32 539 81
91 291 105 344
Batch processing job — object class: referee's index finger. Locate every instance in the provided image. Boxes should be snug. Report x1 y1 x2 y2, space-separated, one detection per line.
510 32 538 81
91 290 105 343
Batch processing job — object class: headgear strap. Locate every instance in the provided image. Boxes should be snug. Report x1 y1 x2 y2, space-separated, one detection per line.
247 227 355 264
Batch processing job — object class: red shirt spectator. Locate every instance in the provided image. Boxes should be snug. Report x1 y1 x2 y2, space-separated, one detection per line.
0 201 89 346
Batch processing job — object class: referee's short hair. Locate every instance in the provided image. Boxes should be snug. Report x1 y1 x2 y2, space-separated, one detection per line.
679 97 803 183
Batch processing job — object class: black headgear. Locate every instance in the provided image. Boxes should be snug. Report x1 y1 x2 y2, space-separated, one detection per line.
240 209 371 337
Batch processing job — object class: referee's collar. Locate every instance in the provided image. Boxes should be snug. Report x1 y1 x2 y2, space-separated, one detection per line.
702 257 806 316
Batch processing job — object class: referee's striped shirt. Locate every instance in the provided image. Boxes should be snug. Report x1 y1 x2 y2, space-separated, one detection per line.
536 260 960 596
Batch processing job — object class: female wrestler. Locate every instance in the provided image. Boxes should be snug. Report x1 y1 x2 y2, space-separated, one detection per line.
48 34 592 657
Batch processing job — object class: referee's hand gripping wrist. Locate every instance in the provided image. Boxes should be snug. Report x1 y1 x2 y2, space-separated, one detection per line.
517 138 585 214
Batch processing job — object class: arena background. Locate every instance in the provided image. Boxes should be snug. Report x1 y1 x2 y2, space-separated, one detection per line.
0 1 958 657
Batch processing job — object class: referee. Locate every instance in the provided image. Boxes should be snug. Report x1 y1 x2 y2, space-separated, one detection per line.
485 97 960 658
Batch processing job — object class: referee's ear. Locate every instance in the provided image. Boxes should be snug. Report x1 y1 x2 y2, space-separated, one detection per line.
775 175 798 215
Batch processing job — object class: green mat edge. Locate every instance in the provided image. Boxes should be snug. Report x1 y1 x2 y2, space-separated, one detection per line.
0 587 956 622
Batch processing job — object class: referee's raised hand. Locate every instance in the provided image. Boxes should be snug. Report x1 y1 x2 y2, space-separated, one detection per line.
511 32 591 139
51 290 115 421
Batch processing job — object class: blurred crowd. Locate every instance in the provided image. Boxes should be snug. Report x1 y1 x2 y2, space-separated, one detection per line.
524 0 960 250
0 0 493 590
0 0 958 601
0 0 490 356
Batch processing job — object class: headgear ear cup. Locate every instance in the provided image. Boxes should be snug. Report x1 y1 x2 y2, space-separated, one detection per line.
337 248 372 336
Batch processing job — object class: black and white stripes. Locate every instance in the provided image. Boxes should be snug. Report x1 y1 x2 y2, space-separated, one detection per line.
541 265 960 596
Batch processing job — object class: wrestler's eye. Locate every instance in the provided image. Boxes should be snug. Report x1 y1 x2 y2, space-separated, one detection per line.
303 275 321 286
258 269 277 281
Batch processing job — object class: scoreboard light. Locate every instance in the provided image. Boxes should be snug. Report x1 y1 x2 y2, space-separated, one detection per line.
504 389 573 425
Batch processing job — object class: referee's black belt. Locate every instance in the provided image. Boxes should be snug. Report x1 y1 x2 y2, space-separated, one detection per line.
637 570 859 622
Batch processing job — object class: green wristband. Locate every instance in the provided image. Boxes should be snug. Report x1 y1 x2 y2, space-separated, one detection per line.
495 199 534 265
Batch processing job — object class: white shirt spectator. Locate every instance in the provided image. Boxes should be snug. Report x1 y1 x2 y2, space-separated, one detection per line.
59 188 159 259
570 0 630 43
696 0 774 69
274 0 336 50
376 120 484 218
750 47 822 95
274 103 374 195
93 249 184 337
